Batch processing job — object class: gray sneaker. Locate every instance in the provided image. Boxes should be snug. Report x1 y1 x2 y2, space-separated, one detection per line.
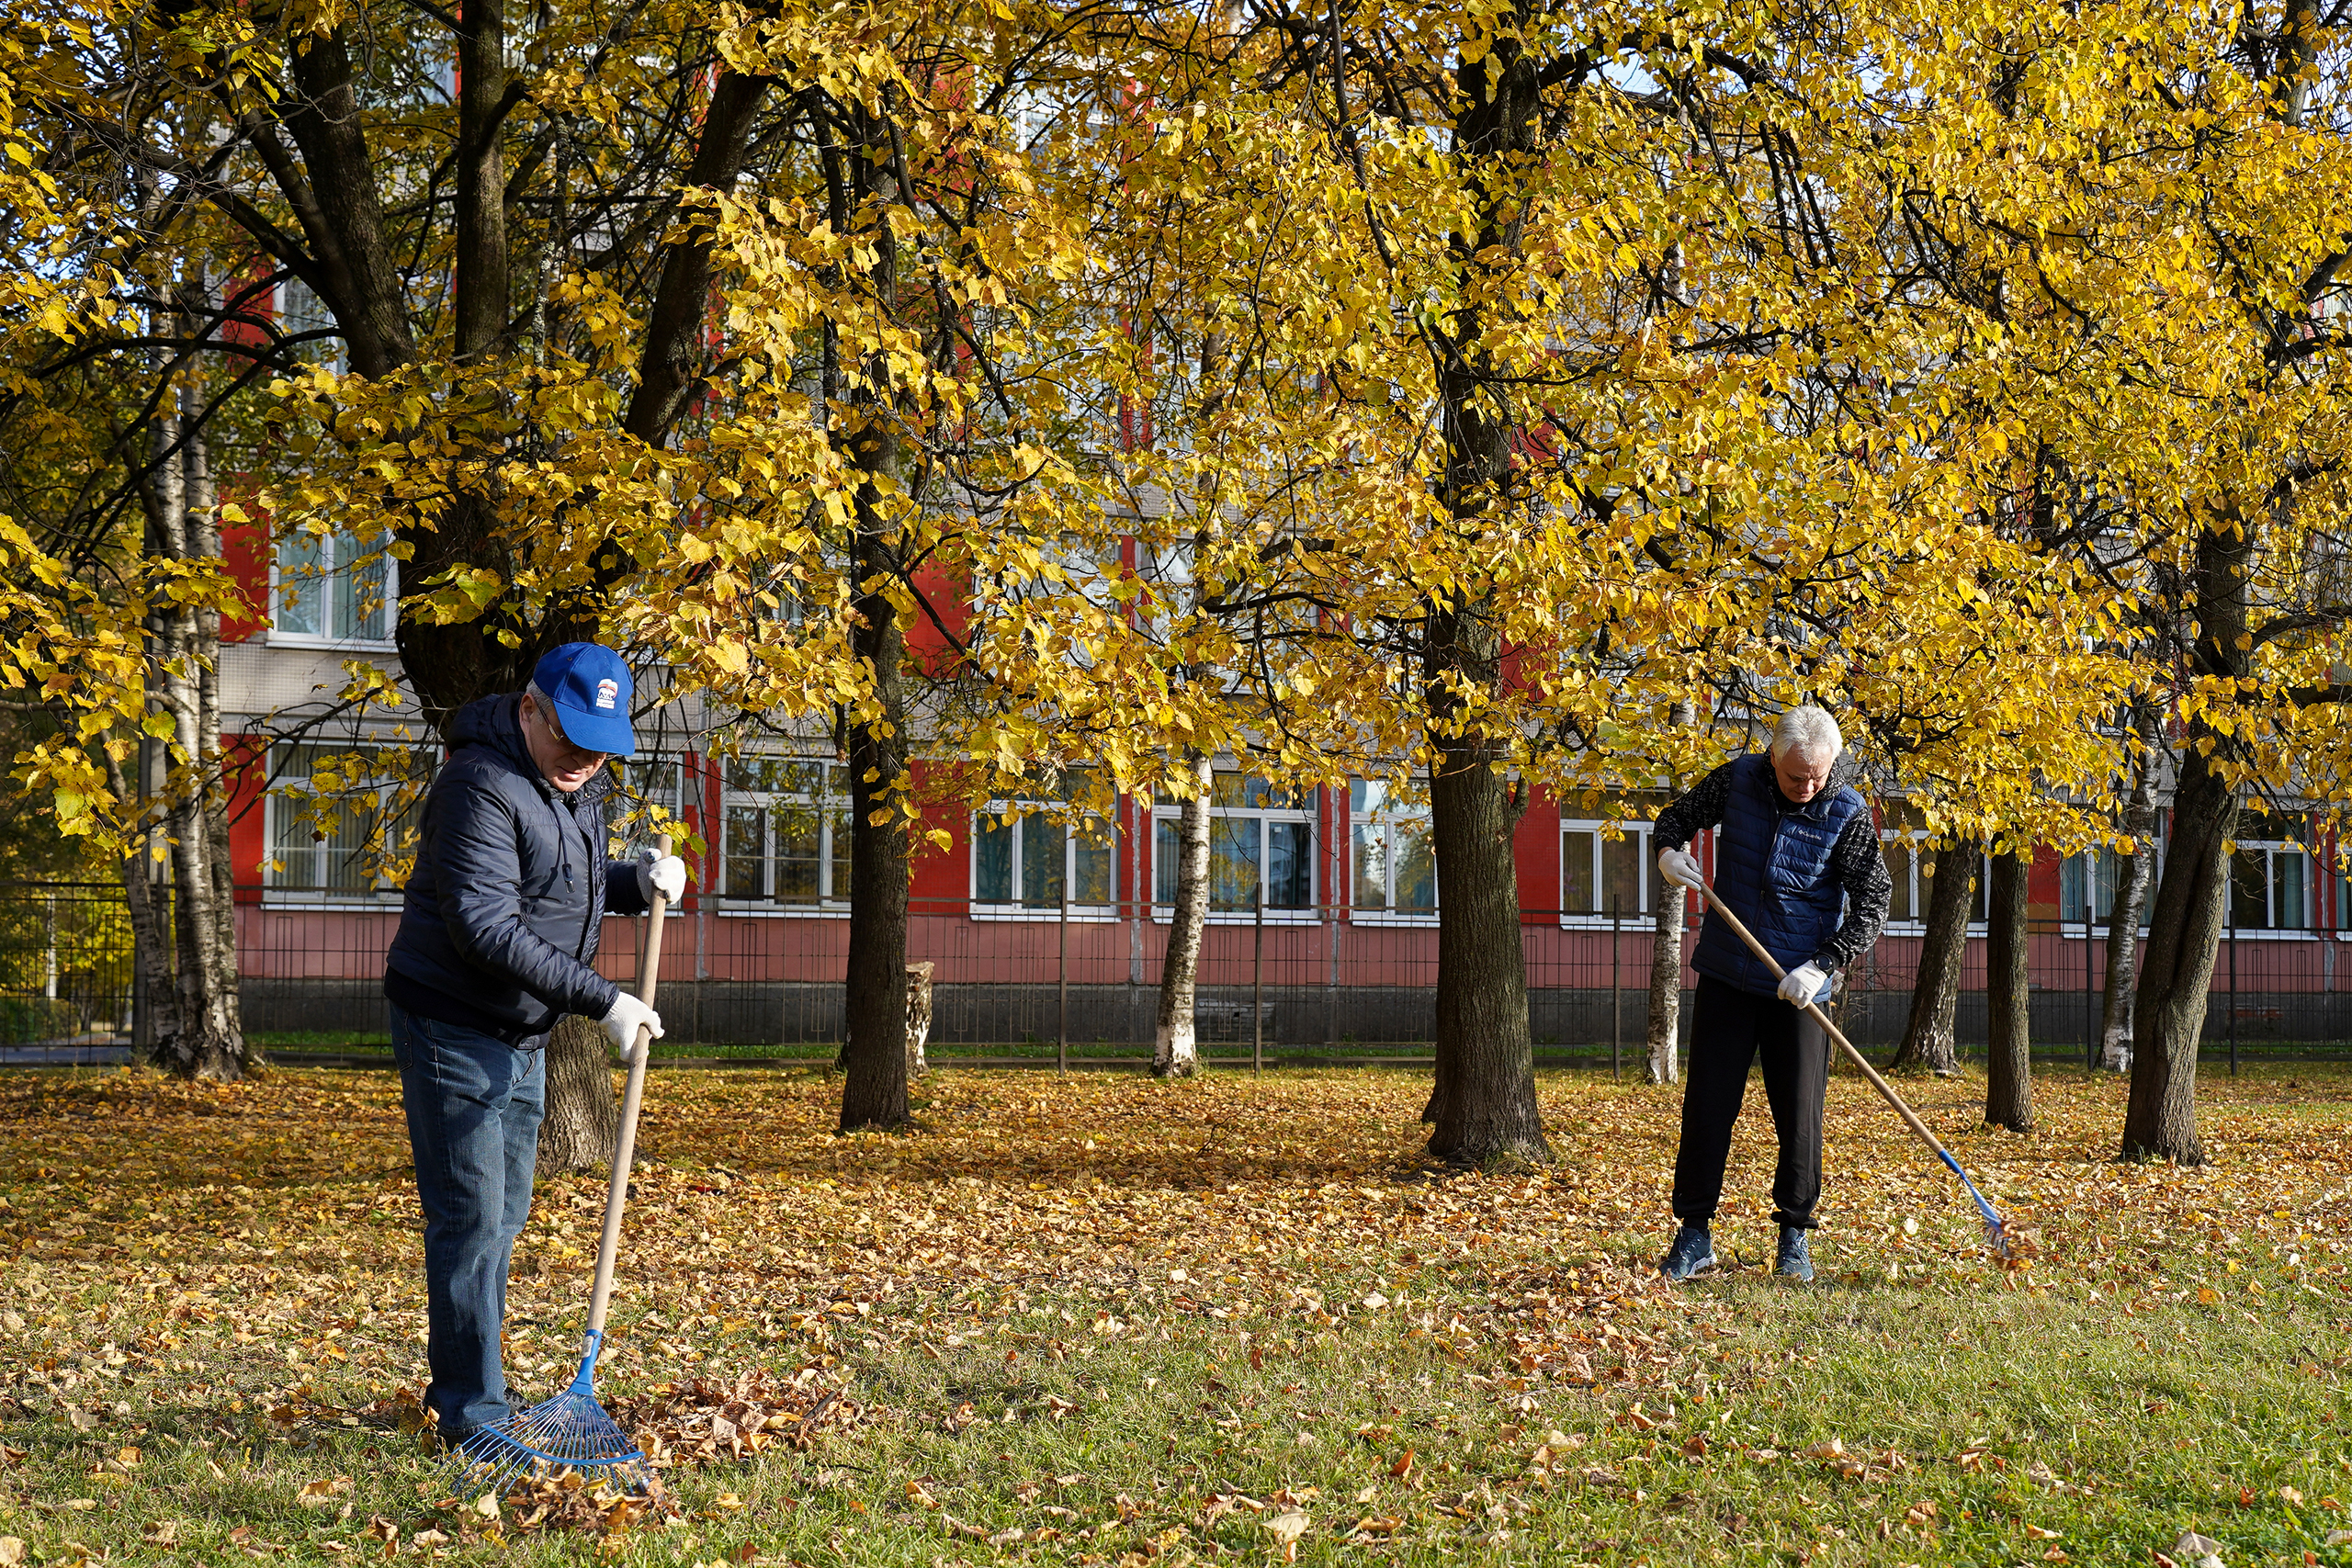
1658 1222 1717 1281
1775 1225 1814 1283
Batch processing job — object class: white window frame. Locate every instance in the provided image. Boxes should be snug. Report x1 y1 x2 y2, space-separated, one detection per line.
1558 818 1659 927
1149 771 1319 923
970 797 1118 919
2058 842 2160 938
1347 778 1436 924
2229 831 2316 938
718 758 850 916
261 742 416 904
1877 831 1994 934
269 526 397 650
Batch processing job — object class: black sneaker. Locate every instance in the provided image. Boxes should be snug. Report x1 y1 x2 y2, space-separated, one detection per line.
1776 1225 1815 1283
1658 1223 1717 1281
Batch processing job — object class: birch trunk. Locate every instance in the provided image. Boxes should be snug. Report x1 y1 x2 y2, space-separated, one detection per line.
138 389 244 1082
2099 705 2162 1073
1153 754 1212 1078
1645 889 1683 1085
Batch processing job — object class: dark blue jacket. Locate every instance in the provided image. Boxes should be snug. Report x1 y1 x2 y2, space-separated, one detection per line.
383 694 646 1045
1690 753 1866 1002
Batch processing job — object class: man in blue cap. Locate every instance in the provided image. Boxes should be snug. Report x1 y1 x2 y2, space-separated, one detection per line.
383 642 688 1445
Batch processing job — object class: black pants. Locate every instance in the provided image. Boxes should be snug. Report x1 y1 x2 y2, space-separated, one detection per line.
1671 976 1831 1231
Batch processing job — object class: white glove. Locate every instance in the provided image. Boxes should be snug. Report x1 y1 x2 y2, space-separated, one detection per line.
1657 845 1703 889
636 848 687 906
1777 962 1830 1007
598 992 663 1060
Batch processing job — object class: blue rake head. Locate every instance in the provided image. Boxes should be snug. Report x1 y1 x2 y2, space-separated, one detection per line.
451 1332 649 1499
1939 1150 2012 1259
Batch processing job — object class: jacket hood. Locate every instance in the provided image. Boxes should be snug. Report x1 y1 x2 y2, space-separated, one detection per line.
448 693 532 770
449 693 552 802
447 691 614 809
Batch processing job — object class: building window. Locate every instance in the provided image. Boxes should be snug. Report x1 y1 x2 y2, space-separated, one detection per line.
1350 780 1434 915
2230 820 2310 931
2061 844 2142 926
275 528 392 644
265 744 419 893
279 277 345 374
974 796 1114 910
721 760 848 906
1152 773 1315 912
1881 835 1992 926
1882 834 1925 924
1562 819 1653 919
611 758 690 860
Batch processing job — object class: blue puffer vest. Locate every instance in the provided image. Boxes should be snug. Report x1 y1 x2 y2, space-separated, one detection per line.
1691 753 1865 1001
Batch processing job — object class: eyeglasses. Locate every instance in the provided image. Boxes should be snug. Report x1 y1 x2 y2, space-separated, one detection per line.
534 696 610 764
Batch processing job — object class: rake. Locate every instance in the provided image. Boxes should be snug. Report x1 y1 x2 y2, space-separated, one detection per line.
455 836 674 1496
1689 876 2012 1259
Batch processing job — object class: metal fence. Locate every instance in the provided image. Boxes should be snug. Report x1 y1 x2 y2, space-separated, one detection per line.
6 882 2348 1066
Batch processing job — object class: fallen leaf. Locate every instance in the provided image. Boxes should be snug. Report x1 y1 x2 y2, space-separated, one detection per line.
299 1476 356 1508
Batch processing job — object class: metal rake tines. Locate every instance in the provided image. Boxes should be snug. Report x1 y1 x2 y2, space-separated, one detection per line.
452 1393 648 1498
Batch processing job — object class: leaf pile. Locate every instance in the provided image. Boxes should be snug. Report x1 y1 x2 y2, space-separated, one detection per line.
604 1368 863 1469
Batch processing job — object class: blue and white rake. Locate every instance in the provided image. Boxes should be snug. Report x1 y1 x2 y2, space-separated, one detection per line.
456 841 675 1497
1690 878 2013 1259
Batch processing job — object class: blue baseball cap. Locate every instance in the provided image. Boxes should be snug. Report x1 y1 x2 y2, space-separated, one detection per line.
531 643 636 757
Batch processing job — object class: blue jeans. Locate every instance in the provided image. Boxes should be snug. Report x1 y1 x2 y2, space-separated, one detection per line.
390 1003 545 1436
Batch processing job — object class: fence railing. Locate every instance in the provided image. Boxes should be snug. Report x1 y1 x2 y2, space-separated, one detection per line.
9 883 2348 1065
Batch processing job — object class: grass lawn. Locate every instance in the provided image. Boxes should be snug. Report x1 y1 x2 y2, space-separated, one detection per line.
1 1061 2346 1566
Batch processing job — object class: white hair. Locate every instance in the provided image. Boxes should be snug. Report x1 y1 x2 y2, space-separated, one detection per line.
1770 705 1843 765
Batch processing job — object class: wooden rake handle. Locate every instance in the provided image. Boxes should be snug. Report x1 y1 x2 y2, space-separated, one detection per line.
585 834 672 1337
1685 875 1955 1166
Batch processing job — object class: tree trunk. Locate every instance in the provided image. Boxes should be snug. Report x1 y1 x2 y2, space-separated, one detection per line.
2099 705 2162 1073
1423 737 1550 1167
905 963 933 1077
2124 742 2233 1163
1984 849 2033 1133
1416 12 1550 1168
833 97 913 1137
139 387 244 1082
1154 754 1212 1078
187 387 248 1068
1891 840 1976 1075
537 1014 618 1174
1645 886 1684 1085
2122 516 2252 1166
837 531 911 1133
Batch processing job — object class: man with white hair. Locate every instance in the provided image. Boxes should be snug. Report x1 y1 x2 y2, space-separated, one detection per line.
1649 705 1891 1283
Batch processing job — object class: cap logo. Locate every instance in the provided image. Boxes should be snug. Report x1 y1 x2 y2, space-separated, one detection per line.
594 678 619 710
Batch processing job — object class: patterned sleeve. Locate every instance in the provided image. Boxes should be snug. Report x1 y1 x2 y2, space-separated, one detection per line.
1815 811 1893 972
1651 762 1736 851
